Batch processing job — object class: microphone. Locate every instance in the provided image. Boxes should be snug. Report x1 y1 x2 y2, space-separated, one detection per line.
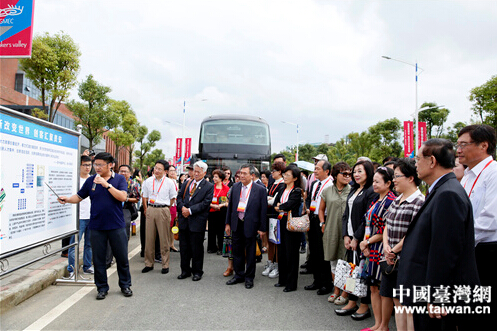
92 174 100 191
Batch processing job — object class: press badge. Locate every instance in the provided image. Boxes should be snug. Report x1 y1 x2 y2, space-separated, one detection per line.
212 197 218 204
149 193 158 205
237 200 247 212
310 200 318 212
277 212 285 220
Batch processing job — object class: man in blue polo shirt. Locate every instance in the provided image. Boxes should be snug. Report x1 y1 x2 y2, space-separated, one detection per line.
58 152 132 300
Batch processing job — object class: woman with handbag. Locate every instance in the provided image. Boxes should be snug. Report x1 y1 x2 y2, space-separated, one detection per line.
167 165 179 252
379 158 425 331
335 160 378 320
359 167 396 331
207 169 230 255
273 165 304 292
318 162 352 304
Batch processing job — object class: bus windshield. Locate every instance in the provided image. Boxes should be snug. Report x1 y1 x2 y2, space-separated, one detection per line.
200 119 269 146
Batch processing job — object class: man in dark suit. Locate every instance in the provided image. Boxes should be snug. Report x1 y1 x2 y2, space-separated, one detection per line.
176 161 214 281
225 164 268 289
397 139 480 330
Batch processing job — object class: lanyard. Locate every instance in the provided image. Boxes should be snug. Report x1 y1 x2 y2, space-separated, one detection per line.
269 178 283 196
281 188 292 204
153 176 166 194
312 177 331 201
241 183 253 202
464 160 494 198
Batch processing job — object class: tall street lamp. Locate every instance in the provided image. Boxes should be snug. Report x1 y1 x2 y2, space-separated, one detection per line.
281 121 299 161
382 56 424 155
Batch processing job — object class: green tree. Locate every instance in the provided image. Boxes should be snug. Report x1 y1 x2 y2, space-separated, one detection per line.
297 143 317 162
19 31 81 122
442 121 468 143
469 75 497 131
68 75 115 150
106 100 139 163
133 126 161 174
418 102 450 139
143 149 165 172
368 118 403 161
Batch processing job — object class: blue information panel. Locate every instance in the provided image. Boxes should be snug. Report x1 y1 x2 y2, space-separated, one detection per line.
0 107 79 255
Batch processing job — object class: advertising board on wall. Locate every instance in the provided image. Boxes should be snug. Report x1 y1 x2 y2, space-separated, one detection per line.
0 0 35 58
0 106 79 255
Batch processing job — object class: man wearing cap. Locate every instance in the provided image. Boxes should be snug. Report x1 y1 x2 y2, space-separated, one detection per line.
176 161 214 281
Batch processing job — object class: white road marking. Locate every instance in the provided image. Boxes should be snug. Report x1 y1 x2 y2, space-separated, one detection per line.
24 246 141 331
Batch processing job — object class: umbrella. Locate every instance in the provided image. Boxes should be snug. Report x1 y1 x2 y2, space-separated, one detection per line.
294 160 315 172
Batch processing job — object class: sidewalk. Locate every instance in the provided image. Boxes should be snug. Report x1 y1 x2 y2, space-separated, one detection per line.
0 222 141 313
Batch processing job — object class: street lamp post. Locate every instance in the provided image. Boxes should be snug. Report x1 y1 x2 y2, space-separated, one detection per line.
382 56 424 155
281 121 299 161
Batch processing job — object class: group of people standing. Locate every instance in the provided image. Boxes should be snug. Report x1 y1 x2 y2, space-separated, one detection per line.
58 123 496 331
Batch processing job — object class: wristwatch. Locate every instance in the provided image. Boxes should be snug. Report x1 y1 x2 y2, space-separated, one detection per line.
107 184 113 190
366 239 370 245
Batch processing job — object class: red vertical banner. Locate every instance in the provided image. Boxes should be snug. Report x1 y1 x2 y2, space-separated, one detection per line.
184 138 192 164
175 138 182 164
404 121 414 158
418 122 427 148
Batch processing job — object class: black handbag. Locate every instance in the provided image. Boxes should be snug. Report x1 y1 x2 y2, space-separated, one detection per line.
129 203 139 221
379 257 398 275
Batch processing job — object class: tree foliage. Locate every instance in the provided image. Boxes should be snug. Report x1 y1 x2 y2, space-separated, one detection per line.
68 75 114 150
469 74 497 131
19 31 81 122
133 126 162 175
418 102 450 139
106 100 139 162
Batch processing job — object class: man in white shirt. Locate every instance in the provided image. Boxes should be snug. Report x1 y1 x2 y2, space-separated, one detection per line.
457 124 497 326
304 160 334 295
67 155 93 276
141 160 177 274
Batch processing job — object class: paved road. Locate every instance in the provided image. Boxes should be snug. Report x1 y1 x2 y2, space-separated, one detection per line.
1 232 396 331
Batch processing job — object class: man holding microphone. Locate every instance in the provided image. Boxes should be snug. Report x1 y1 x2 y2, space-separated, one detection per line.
58 152 132 300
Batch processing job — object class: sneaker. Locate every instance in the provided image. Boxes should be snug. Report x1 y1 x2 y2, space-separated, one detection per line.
65 272 75 280
268 263 279 278
262 261 273 276
334 296 349 305
83 266 94 274
154 257 162 263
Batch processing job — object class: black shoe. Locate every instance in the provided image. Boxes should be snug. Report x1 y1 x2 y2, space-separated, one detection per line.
274 283 285 287
283 287 296 292
170 247 179 252
317 287 333 295
245 279 254 289
351 309 371 321
207 249 217 254
300 262 308 269
299 268 311 275
335 306 358 316
255 255 262 263
192 274 202 281
121 287 133 297
142 266 154 273
304 283 320 291
177 273 191 279
161 268 169 274
226 277 245 285
216 250 222 255
96 291 108 300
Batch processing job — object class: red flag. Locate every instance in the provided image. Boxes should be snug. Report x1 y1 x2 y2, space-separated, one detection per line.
418 122 427 147
404 121 414 158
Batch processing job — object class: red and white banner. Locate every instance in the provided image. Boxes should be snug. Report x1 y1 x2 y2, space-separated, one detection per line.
0 0 35 58
175 138 182 164
404 121 414 158
418 122 427 148
184 138 191 164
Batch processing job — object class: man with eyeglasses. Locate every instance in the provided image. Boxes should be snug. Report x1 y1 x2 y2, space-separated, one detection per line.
58 152 132 300
66 155 94 278
142 160 177 275
397 139 479 330
457 124 497 327
119 164 141 240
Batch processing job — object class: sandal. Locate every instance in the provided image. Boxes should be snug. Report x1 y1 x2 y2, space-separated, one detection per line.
334 296 349 305
327 294 337 303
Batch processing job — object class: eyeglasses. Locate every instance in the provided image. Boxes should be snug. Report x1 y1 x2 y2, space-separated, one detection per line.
94 163 109 168
393 175 405 179
339 172 352 177
81 164 92 167
455 142 475 150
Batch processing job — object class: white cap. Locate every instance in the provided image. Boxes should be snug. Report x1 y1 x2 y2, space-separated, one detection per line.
194 160 208 172
312 154 328 161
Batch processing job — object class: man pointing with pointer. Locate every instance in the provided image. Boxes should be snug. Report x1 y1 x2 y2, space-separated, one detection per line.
58 152 133 300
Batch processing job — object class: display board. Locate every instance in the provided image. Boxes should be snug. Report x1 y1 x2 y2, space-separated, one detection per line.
0 106 79 255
